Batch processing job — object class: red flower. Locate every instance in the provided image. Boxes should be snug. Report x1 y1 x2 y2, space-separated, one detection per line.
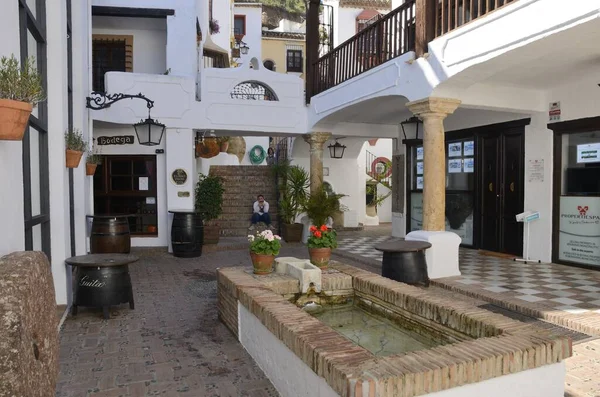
320 225 327 232
310 226 317 232
314 231 322 238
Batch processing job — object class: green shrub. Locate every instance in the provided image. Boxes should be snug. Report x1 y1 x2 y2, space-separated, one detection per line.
0 55 44 105
65 129 87 152
195 173 225 221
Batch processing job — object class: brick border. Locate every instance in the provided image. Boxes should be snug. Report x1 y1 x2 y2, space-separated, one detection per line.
217 262 572 397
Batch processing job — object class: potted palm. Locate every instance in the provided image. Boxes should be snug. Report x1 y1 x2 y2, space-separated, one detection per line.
195 173 225 244
0 55 44 140
280 165 309 242
65 129 87 168
248 229 282 275
86 152 102 176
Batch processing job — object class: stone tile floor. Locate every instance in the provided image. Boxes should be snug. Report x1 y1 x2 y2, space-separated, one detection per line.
57 228 600 397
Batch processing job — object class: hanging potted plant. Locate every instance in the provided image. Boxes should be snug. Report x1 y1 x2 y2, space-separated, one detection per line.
65 128 87 168
0 55 44 140
217 136 230 152
195 173 225 244
86 152 102 176
248 229 282 275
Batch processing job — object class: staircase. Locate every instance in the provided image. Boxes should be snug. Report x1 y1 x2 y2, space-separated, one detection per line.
210 166 278 237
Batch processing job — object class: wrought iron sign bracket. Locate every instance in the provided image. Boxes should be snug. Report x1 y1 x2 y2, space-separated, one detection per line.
86 92 154 111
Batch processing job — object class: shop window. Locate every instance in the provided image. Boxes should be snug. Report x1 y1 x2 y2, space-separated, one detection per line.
234 15 246 38
94 155 158 236
557 131 600 267
286 49 303 73
92 35 133 92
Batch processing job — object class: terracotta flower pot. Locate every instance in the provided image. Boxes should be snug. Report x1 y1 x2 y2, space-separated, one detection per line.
203 224 221 245
66 150 83 168
86 163 97 176
309 247 332 269
281 223 303 242
250 252 275 275
0 99 33 141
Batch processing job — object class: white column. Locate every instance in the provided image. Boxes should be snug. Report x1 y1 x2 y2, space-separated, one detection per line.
0 0 25 254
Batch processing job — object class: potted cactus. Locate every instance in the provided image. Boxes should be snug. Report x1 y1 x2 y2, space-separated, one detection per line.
0 55 44 140
65 129 87 168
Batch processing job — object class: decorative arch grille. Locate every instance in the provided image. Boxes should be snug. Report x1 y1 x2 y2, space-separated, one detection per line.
230 81 278 101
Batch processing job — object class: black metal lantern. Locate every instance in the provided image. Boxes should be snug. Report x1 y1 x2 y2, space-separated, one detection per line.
401 116 423 144
328 140 346 159
134 116 166 146
240 41 250 55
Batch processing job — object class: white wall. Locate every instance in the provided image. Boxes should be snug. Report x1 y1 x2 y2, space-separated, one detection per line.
233 4 262 68
0 0 25 255
209 0 233 52
92 16 167 75
92 125 169 247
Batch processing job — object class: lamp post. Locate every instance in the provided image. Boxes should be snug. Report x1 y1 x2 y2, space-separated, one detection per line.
328 139 346 159
86 92 166 146
400 116 423 145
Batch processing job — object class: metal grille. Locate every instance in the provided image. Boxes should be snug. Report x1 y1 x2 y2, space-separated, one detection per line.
230 81 278 101
92 38 131 92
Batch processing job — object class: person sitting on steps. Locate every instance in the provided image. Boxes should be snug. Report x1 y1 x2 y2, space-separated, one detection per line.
250 194 274 230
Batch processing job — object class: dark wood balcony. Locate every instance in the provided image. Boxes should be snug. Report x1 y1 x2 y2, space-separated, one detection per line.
308 0 519 98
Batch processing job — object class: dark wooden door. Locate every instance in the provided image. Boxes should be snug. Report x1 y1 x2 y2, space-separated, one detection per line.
479 131 524 255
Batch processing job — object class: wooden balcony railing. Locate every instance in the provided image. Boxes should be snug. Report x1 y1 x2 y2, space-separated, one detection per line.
310 0 416 97
435 0 518 36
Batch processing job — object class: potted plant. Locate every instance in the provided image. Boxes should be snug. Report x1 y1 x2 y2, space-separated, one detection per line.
209 18 220 34
304 185 346 227
195 173 225 244
366 184 391 217
279 165 309 242
86 152 102 176
248 229 282 275
307 224 337 269
0 55 44 140
217 136 230 152
65 128 87 168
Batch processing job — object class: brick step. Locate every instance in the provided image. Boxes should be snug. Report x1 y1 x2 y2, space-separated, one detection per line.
219 214 279 222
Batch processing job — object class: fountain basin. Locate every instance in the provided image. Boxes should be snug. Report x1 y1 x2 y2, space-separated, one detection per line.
217 261 570 397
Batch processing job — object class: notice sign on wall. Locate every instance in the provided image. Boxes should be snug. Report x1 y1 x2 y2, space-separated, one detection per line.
549 101 561 122
559 196 600 267
527 159 545 183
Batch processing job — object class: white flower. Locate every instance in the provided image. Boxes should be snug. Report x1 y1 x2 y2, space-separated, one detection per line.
266 235 274 242
274 235 281 240
247 235 255 242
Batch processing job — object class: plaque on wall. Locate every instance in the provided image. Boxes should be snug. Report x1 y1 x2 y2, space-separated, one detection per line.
97 136 135 145
171 169 188 186
177 191 190 197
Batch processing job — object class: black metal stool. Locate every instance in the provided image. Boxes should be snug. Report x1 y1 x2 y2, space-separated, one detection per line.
375 240 431 287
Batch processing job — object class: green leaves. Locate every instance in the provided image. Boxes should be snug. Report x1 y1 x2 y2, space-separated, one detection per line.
195 173 225 221
304 185 346 227
65 129 87 152
307 228 337 249
0 55 45 105
248 230 282 256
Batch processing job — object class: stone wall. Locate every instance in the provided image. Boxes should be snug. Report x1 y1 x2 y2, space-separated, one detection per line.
0 252 59 397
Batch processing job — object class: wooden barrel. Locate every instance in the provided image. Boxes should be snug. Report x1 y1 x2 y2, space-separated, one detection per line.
171 212 203 258
90 217 131 254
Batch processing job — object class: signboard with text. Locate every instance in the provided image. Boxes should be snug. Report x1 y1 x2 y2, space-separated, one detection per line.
97 135 135 145
559 196 600 267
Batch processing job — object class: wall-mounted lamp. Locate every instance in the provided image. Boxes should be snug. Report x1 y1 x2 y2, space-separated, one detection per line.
400 116 423 145
328 139 346 159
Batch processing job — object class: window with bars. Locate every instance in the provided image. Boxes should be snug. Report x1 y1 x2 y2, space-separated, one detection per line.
286 50 303 73
92 35 133 92
234 15 246 38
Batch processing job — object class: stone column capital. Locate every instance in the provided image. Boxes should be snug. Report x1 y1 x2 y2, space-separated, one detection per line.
406 97 461 118
303 132 332 147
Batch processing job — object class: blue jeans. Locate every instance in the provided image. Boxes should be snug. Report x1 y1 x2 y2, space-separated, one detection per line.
251 212 271 225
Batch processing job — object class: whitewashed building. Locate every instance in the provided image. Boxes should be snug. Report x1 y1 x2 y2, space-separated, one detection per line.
1 0 600 308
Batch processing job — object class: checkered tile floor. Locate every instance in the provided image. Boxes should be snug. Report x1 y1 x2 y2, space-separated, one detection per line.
338 236 600 316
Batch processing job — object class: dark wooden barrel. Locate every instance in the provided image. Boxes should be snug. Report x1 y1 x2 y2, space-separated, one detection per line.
171 212 203 258
74 265 133 308
90 216 131 254
375 240 432 287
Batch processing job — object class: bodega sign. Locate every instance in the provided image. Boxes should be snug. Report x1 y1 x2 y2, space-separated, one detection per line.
97 135 135 145
559 197 600 267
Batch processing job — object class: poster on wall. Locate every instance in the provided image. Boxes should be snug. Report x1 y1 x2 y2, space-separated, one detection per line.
416 161 424 175
139 177 149 191
410 192 474 245
577 143 600 163
527 159 544 183
448 159 462 173
559 196 600 267
463 158 474 173
416 147 424 160
463 141 475 156
416 176 424 190
448 142 462 157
